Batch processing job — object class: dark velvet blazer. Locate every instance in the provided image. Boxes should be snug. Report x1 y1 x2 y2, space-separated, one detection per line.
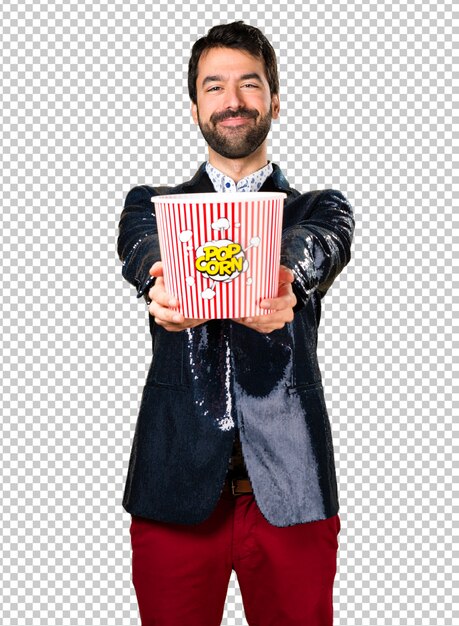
117 162 354 527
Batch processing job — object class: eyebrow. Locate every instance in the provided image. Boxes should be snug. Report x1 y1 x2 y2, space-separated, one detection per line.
201 72 263 88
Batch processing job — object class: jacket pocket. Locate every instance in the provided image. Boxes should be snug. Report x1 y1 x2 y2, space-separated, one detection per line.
145 328 188 388
292 382 339 510
287 380 323 394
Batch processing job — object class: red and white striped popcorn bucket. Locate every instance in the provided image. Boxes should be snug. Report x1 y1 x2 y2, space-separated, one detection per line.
151 191 286 319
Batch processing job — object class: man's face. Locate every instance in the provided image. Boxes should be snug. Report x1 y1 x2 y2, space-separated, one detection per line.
191 47 280 160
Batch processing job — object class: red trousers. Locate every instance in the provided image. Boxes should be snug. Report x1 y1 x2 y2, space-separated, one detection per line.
130 488 341 626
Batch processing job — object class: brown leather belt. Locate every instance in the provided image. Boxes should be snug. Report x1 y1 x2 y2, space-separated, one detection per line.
223 477 253 496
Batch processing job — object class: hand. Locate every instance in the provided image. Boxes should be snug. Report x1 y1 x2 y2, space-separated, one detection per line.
232 265 297 334
147 262 209 332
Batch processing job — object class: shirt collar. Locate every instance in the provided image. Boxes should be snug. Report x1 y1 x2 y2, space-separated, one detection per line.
205 161 274 193
178 162 294 195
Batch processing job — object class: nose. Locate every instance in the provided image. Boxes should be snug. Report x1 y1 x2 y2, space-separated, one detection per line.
222 84 245 111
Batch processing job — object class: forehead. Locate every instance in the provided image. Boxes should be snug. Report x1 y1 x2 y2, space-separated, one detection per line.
197 47 268 86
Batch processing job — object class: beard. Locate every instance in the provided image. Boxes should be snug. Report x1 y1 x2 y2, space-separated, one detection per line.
196 105 273 159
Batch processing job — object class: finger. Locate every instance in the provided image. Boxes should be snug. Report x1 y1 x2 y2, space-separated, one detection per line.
152 314 208 332
259 294 295 312
273 287 297 309
232 316 286 334
151 288 179 309
149 279 180 309
240 311 282 326
149 261 163 276
261 279 297 309
247 321 284 334
148 300 185 324
259 306 294 325
258 311 288 325
279 265 294 283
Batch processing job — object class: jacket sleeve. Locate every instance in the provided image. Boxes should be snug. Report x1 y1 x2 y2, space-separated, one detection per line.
280 189 355 308
117 185 161 302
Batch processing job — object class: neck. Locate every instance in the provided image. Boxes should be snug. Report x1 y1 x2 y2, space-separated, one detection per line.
207 145 269 184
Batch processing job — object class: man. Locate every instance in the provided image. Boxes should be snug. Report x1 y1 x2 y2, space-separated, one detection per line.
118 21 354 626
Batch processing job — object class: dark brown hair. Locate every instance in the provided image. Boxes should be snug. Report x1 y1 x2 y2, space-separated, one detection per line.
188 21 279 104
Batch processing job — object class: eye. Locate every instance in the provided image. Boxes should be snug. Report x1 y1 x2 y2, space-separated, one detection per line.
206 86 221 92
243 83 258 88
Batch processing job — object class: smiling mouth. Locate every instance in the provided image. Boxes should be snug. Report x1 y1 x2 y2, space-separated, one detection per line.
219 117 252 126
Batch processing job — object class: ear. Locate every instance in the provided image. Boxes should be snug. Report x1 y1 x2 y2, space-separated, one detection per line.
191 102 198 125
271 94 280 120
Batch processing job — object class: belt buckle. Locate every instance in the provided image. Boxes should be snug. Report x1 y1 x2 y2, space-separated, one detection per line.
231 478 250 496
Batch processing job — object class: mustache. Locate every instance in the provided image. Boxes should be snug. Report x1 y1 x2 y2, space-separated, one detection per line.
211 108 258 124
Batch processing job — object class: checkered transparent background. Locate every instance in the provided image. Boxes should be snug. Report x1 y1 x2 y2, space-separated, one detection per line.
1 0 457 624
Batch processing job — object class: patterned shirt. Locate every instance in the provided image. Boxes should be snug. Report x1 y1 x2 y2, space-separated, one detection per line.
205 160 273 193
206 160 274 480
